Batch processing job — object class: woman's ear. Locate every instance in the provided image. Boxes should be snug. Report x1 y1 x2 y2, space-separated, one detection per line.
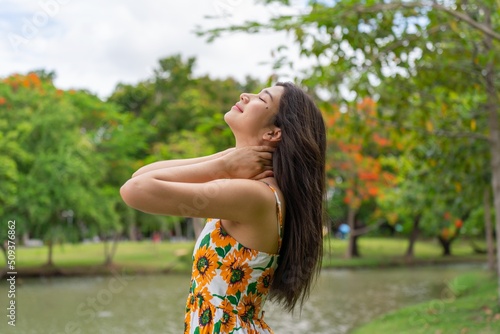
264 127 282 143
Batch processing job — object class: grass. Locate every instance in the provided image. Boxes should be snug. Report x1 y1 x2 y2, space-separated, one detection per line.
2 240 195 276
0 236 487 276
1 237 494 333
322 237 486 268
352 271 500 334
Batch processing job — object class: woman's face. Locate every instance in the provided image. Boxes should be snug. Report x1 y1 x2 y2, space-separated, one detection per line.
224 85 284 145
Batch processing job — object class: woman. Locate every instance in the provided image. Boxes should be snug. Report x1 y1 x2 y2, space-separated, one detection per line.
120 82 326 333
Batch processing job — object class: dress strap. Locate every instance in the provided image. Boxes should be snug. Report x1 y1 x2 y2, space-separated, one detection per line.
260 181 283 252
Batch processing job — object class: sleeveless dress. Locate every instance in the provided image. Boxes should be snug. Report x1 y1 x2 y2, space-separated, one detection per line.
184 182 283 334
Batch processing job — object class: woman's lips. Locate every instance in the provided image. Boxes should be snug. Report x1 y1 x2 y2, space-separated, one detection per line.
233 104 243 113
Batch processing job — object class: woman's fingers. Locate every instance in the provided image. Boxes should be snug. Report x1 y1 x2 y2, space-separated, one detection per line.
222 145 275 179
255 145 275 153
251 170 274 180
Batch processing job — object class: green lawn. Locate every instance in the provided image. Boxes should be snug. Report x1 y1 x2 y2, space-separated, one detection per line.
322 237 486 268
2 240 195 275
0 237 487 275
353 271 500 334
1 237 494 333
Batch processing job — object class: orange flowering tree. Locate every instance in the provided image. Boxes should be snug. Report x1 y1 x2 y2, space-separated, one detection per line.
437 212 464 256
324 97 397 258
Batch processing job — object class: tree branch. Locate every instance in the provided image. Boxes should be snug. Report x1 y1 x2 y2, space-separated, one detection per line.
373 116 491 142
432 3 500 42
351 220 385 237
352 1 500 42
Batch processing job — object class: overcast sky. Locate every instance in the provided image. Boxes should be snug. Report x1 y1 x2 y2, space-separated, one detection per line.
1 0 306 99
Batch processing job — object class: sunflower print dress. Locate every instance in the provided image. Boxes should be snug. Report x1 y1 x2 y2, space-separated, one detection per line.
184 182 283 334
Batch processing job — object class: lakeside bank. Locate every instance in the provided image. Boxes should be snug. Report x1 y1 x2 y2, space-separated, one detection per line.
352 271 500 334
0 237 488 278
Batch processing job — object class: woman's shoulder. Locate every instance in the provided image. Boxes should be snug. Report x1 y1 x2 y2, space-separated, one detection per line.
257 178 285 208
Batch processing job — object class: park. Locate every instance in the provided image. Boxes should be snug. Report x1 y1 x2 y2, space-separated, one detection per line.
1 1 499 333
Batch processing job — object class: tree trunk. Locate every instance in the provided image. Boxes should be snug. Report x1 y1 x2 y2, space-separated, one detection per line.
192 218 205 240
482 6 500 306
346 205 360 258
22 232 29 246
103 233 120 266
484 186 495 271
125 210 137 241
349 233 360 257
0 243 8 268
47 239 54 266
174 221 183 238
405 214 421 259
128 221 137 241
437 236 453 256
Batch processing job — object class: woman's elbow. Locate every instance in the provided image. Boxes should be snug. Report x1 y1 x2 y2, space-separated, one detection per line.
120 179 141 209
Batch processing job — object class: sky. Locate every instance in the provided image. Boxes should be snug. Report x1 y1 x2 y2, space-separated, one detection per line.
1 0 306 99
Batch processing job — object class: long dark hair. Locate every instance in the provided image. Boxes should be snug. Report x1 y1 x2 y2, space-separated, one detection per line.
270 82 326 312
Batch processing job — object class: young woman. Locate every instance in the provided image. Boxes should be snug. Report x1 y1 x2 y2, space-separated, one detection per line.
120 82 326 333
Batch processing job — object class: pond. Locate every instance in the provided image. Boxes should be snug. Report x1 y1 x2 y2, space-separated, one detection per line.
0 264 483 333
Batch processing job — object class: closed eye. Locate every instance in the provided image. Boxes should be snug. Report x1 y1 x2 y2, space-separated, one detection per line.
259 96 267 103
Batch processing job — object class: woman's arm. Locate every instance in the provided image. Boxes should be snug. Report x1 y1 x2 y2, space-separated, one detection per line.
120 177 275 222
132 149 233 177
120 146 276 221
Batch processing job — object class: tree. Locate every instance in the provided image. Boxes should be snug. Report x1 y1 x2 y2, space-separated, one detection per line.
0 73 145 267
108 55 264 239
67 87 151 265
325 98 397 258
201 0 500 302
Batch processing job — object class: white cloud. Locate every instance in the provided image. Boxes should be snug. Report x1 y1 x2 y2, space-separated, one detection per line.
0 0 305 98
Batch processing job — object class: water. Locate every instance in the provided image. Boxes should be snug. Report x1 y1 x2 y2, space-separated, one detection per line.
0 265 483 334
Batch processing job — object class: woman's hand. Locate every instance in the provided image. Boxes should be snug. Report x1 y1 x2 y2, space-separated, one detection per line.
221 146 274 180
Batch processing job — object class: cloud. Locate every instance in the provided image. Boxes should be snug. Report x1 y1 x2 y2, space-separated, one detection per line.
0 0 303 99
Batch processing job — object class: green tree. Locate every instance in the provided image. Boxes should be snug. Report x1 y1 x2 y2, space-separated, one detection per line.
0 73 147 266
201 0 500 301
67 89 151 265
109 55 264 239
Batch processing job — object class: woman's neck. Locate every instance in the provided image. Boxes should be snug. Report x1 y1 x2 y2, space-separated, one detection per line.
234 138 265 148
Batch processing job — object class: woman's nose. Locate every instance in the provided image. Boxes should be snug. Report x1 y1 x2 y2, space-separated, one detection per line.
240 93 250 102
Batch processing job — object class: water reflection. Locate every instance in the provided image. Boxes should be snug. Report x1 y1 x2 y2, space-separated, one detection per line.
0 265 483 333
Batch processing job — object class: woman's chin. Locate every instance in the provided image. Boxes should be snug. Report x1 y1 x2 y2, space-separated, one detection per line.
223 111 237 127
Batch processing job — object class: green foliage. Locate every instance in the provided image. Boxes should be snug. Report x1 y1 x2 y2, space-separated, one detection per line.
107 55 264 234
0 56 263 255
0 73 145 263
200 1 499 250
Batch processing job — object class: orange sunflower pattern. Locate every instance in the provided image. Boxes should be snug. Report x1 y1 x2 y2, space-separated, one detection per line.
184 214 281 334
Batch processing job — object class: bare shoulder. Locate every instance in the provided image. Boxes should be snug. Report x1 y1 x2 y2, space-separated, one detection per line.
208 178 280 221
221 178 285 253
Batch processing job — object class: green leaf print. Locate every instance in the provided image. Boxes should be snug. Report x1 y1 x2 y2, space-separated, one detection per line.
247 282 257 295
255 256 275 271
227 295 238 305
235 290 241 302
214 321 221 332
265 256 274 268
215 247 226 258
199 233 211 248
224 244 232 254
194 328 200 334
